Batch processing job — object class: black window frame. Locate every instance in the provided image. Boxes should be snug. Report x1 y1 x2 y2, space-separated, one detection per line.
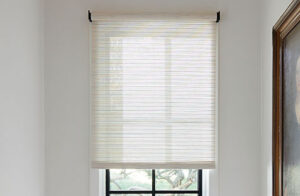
106 169 202 196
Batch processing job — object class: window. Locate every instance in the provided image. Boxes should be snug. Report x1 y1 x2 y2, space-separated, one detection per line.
90 14 218 196
106 169 203 196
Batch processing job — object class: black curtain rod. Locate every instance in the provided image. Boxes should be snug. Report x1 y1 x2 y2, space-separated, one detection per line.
88 10 220 23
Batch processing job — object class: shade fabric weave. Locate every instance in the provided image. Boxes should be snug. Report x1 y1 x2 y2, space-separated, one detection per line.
91 15 217 169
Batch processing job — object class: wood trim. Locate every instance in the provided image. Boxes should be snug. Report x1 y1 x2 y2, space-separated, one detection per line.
273 28 282 196
274 0 300 34
273 1 300 196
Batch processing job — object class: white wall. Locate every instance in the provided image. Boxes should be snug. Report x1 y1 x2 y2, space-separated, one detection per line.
45 1 90 195
218 0 261 195
260 0 292 196
45 0 262 196
0 0 44 196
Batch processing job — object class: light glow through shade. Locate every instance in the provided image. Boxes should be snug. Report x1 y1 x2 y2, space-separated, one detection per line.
91 16 217 169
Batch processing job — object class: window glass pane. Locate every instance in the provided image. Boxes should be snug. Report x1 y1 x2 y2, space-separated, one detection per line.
110 169 152 190
111 195 151 196
156 194 198 196
155 169 198 190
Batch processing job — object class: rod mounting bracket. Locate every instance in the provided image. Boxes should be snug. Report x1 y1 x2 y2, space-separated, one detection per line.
216 11 220 23
88 10 92 23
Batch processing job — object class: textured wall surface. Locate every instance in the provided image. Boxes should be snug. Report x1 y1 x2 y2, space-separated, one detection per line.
0 0 44 195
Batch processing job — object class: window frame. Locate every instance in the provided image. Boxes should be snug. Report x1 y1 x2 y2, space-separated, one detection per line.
105 169 202 196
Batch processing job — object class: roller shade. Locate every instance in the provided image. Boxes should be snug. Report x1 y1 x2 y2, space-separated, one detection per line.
91 15 217 169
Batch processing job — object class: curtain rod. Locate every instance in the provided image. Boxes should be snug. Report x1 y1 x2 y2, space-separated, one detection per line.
88 10 220 23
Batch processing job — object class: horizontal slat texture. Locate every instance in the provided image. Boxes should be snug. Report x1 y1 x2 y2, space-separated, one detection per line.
91 16 217 169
